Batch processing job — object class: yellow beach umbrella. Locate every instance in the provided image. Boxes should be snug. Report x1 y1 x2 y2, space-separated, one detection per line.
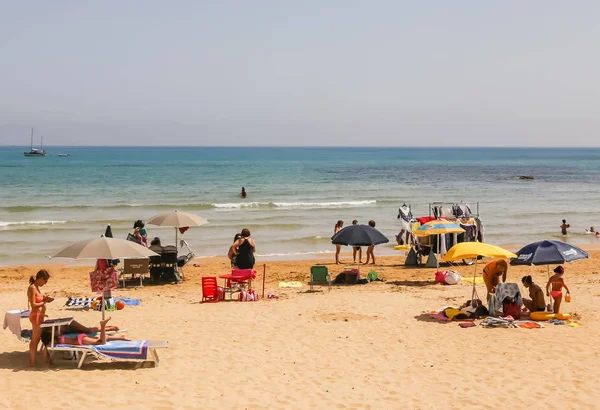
443 242 517 304
443 242 517 261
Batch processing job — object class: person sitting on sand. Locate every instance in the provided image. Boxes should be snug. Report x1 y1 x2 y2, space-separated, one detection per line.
546 266 571 313
482 259 508 301
351 220 362 263
228 233 242 268
334 220 344 264
364 220 377 265
232 228 256 269
521 275 546 313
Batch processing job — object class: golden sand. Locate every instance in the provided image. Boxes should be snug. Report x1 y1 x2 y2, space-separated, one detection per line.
1 251 599 409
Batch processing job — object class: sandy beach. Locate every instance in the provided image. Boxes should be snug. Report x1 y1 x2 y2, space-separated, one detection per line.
1 250 599 410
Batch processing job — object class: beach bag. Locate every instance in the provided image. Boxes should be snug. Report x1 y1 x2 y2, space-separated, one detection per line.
217 286 225 301
502 301 521 319
239 289 258 302
126 233 142 245
443 270 461 285
434 271 447 284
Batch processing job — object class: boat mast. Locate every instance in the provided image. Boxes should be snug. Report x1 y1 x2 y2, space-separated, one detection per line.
30 128 33 150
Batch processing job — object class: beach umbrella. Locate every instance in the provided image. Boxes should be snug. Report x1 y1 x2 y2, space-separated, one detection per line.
146 210 208 251
413 220 465 269
510 239 589 282
412 220 465 237
443 242 517 304
53 237 159 260
53 237 159 318
510 240 589 266
331 224 389 247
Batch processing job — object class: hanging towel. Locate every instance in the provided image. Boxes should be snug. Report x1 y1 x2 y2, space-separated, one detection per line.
3 310 28 337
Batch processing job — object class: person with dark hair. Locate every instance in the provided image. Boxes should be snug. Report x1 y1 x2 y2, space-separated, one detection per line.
546 266 571 313
334 220 344 264
521 275 546 313
351 220 362 263
560 219 570 236
27 269 53 366
228 233 242 267
232 229 256 269
365 220 377 265
150 237 161 247
482 259 508 301
41 317 127 352
133 220 148 247
240 187 247 198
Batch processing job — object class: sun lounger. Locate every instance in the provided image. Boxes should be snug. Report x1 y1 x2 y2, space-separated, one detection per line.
50 339 168 368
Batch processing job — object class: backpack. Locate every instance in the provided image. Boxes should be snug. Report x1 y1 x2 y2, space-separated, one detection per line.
502 301 521 319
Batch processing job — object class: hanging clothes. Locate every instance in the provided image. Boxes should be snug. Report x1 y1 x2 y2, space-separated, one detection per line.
476 218 485 243
398 205 413 233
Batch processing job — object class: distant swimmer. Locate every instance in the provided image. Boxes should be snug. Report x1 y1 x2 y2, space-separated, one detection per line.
240 187 247 198
560 219 570 236
585 226 595 234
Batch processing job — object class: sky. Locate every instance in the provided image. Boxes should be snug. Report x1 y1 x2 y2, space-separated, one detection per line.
1 1 599 147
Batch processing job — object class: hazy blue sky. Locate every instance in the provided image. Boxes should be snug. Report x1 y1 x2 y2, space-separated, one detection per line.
1 1 599 146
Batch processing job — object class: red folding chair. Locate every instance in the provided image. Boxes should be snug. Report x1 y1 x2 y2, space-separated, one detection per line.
201 276 219 303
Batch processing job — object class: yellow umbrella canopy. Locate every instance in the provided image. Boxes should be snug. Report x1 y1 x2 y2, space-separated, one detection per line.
443 242 516 304
413 220 465 237
443 242 517 261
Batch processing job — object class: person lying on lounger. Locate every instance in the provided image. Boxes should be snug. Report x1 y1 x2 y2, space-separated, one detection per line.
41 317 127 348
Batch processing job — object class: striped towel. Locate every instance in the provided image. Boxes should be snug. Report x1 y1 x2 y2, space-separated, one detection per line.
65 297 94 307
55 340 150 360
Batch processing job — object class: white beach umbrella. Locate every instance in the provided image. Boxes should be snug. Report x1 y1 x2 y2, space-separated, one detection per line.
53 237 159 319
53 237 159 259
146 210 208 250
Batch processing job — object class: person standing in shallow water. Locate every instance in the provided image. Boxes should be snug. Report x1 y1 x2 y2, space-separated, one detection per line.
240 187 247 198
334 220 344 264
560 219 570 236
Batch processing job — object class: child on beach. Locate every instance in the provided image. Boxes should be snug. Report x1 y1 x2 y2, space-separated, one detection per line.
365 220 377 265
352 220 362 263
546 266 571 313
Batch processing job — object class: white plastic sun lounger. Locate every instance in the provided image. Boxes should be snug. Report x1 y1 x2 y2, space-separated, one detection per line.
43 318 167 369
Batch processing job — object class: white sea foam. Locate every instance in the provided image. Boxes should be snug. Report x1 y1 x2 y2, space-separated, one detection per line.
213 200 376 209
0 220 68 227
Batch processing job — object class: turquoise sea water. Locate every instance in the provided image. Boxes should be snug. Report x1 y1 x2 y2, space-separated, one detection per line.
1 146 600 266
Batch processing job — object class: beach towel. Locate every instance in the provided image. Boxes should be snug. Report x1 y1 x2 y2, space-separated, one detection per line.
66 297 95 308
114 298 141 306
514 321 543 329
3 310 29 337
55 340 150 360
278 281 302 288
461 277 484 284
426 311 449 322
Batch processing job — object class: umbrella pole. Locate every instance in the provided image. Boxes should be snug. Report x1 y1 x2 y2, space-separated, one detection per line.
175 227 178 252
472 258 478 303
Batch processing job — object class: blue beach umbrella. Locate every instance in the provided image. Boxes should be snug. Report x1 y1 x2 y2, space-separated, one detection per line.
510 240 589 266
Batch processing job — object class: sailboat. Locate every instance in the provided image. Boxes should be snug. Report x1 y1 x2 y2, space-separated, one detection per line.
23 128 47 157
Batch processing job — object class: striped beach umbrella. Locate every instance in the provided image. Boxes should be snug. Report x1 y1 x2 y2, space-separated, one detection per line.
413 219 465 237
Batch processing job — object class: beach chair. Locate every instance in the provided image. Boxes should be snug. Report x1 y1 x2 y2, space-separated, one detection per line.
202 276 219 303
309 265 331 292
42 318 167 369
119 258 149 288
222 269 256 300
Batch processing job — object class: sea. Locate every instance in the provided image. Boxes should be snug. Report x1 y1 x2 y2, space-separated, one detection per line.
1 146 600 267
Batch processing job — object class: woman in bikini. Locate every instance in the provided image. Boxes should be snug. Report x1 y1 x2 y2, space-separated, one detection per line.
482 259 508 301
364 220 377 265
521 275 546 313
334 220 344 264
27 269 54 366
546 266 571 313
41 317 127 349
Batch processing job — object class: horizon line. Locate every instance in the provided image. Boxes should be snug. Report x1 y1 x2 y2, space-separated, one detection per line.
1 145 598 149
